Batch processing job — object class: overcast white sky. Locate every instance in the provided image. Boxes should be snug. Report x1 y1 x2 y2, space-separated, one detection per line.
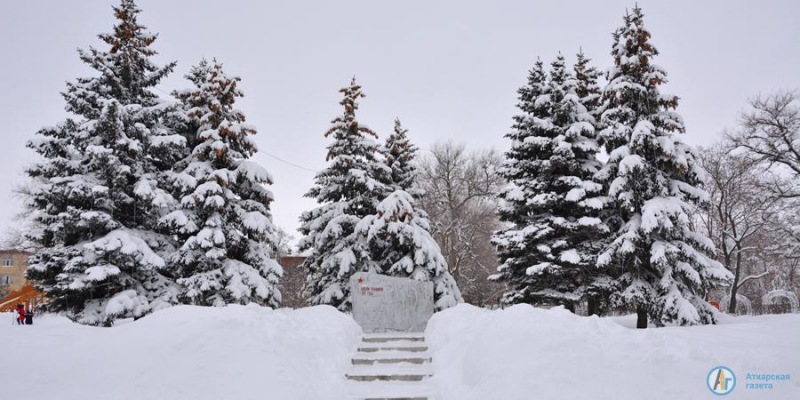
0 0 798 241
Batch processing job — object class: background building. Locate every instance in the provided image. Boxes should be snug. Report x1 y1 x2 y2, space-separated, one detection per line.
277 256 307 309
0 249 46 312
0 250 31 293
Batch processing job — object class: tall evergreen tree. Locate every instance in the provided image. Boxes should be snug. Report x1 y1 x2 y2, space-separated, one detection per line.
382 119 418 193
490 59 548 303
596 7 731 328
299 78 390 311
163 59 282 307
491 55 606 310
25 0 183 326
573 49 602 118
572 49 614 315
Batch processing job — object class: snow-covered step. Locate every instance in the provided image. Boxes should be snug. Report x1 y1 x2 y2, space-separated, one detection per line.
358 396 430 400
352 349 431 364
352 356 431 365
360 398 428 400
362 332 426 339
361 333 425 343
347 380 436 400
357 344 428 353
346 362 433 381
348 334 435 399
346 372 431 382
347 363 433 378
353 349 432 359
362 336 425 343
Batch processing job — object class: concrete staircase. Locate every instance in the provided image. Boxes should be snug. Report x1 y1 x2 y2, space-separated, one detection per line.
346 333 437 400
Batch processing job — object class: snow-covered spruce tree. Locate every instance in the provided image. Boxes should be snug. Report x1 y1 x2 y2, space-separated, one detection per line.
162 59 282 307
356 191 462 310
572 49 615 315
573 49 602 119
299 78 391 311
490 59 548 303
491 55 606 311
596 6 731 328
382 119 419 193
361 120 462 310
25 0 183 326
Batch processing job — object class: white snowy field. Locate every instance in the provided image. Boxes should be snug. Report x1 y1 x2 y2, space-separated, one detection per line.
0 305 361 400
427 304 800 400
1 304 798 400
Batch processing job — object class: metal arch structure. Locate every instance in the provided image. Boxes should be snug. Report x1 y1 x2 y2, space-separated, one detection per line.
719 293 753 315
761 290 799 313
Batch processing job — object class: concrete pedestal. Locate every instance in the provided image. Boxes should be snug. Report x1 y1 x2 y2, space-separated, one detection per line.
350 272 433 333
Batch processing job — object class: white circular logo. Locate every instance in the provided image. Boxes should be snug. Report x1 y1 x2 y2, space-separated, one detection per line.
707 366 736 395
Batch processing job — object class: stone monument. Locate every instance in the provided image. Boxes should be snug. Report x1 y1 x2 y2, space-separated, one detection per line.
350 272 434 332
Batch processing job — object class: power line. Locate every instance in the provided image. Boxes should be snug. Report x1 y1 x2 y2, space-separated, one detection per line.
152 86 318 174
262 151 318 173
154 86 171 96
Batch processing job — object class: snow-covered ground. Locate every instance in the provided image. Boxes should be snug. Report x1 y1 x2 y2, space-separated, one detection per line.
2 304 798 400
427 304 800 400
0 305 361 400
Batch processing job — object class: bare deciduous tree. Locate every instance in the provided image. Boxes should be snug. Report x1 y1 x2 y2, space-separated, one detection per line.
415 141 505 305
769 202 800 292
727 90 800 198
0 182 41 253
697 144 782 313
271 226 296 258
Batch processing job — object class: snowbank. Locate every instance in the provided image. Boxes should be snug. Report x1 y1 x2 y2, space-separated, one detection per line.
0 305 361 400
426 304 800 400
3 304 797 399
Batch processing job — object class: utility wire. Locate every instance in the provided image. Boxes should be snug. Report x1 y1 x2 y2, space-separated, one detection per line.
262 151 319 173
154 86 172 96
154 86 318 174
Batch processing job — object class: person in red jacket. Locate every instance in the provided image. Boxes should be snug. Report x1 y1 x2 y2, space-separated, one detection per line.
15 304 25 325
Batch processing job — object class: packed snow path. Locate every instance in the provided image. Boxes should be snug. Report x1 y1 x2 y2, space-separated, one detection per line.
346 333 437 400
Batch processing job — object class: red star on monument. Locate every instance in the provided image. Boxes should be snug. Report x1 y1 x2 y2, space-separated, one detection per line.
357 277 364 284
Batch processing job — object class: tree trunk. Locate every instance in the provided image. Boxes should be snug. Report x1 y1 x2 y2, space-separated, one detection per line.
728 249 743 314
565 302 575 314
636 307 648 329
587 297 599 316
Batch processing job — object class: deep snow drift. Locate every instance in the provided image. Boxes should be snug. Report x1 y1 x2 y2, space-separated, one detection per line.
0 305 361 400
2 304 798 400
426 304 800 400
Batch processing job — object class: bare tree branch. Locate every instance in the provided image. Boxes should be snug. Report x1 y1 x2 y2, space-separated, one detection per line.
415 141 505 305
727 90 800 197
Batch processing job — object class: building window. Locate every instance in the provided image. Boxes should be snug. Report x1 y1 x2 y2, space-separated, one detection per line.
1 275 11 285
1 258 12 267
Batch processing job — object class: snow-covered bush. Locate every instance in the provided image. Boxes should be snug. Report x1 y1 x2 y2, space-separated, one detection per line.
356 190 462 310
